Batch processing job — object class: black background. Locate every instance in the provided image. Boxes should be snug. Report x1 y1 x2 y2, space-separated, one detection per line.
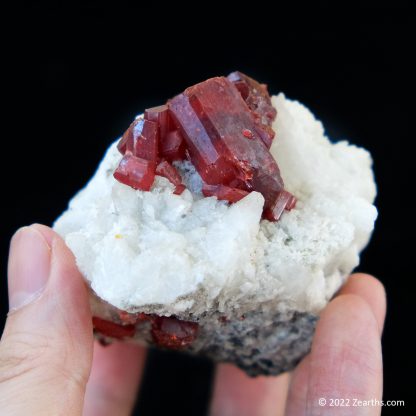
2 6 413 415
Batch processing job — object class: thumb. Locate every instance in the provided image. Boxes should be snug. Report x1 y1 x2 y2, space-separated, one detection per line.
0 224 93 416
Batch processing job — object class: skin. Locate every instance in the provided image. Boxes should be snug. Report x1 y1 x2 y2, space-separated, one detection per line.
0 224 386 415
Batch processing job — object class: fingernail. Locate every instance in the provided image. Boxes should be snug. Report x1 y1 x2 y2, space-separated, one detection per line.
7 226 52 311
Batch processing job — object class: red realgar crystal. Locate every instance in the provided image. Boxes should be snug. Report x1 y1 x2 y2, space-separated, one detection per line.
156 160 186 194
173 184 186 195
114 71 296 221
169 76 293 220
115 115 159 190
156 160 182 185
228 71 277 149
113 154 155 191
168 92 236 184
160 130 186 161
117 118 158 161
99 310 198 349
151 316 199 349
144 105 170 140
92 317 136 339
145 105 186 161
202 184 249 203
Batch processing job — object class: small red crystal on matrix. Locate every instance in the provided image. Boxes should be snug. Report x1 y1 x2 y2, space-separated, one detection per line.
96 312 199 348
151 316 199 349
156 160 182 186
156 159 187 193
202 184 249 203
118 310 144 325
113 154 155 191
113 71 296 221
92 317 136 339
117 118 158 161
115 116 158 190
173 184 186 195
263 190 297 222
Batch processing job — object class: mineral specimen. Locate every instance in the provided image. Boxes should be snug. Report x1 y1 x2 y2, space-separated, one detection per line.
55 88 378 376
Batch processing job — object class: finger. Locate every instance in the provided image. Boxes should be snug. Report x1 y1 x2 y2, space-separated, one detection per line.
284 354 311 416
83 341 147 416
0 225 93 416
286 273 385 416
305 294 383 415
338 273 386 334
31 223 56 245
210 363 290 416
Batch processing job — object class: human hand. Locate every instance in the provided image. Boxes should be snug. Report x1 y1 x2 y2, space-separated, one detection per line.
0 224 385 415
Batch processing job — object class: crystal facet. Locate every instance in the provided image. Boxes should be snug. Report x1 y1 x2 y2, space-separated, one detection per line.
156 160 182 186
160 129 186 161
168 92 237 184
227 71 277 126
117 118 143 155
202 184 249 203
117 118 158 161
263 189 297 221
133 119 158 161
228 71 276 148
145 105 186 162
113 154 155 191
144 105 170 140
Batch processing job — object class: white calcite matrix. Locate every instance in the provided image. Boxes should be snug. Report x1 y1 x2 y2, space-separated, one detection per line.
54 93 377 318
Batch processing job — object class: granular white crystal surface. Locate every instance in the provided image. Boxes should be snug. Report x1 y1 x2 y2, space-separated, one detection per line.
54 93 377 316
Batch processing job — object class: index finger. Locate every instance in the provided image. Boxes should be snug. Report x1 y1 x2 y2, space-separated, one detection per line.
287 273 386 415
83 341 147 416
